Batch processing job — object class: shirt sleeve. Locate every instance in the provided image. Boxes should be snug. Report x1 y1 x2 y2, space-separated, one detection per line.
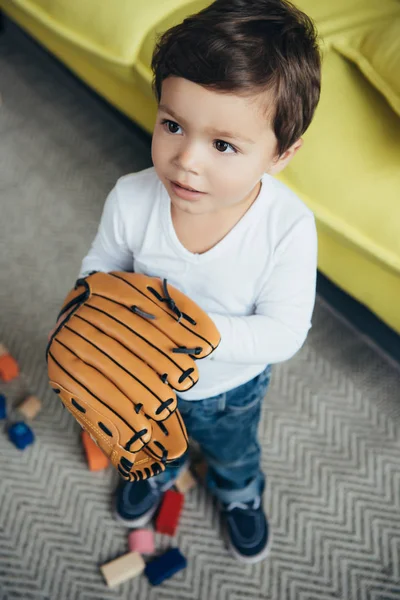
79 185 133 277
208 215 318 365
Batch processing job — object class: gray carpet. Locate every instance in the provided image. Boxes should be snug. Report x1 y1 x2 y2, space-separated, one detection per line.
1 20 400 600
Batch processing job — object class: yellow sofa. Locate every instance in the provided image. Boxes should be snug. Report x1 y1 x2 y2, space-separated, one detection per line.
2 0 400 334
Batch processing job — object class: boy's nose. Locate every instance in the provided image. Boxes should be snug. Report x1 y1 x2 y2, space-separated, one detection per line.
174 144 201 174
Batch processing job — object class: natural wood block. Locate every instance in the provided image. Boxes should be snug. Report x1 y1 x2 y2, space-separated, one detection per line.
0 343 7 356
175 469 197 494
82 430 110 471
100 552 145 588
18 395 42 420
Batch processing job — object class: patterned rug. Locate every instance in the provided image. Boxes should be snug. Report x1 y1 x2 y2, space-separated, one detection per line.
1 19 399 600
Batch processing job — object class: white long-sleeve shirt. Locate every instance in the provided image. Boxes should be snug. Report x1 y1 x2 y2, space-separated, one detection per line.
80 166 317 400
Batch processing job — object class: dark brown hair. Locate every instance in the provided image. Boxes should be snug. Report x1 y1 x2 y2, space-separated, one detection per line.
151 0 322 158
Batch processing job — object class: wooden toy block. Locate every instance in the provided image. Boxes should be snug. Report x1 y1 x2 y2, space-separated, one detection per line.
8 421 35 450
128 529 155 555
18 395 42 420
155 490 184 536
0 345 19 382
100 551 145 588
0 394 7 419
175 468 197 494
144 548 187 586
82 430 109 471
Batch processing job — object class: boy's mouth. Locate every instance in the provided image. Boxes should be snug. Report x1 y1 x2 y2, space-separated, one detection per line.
171 180 203 194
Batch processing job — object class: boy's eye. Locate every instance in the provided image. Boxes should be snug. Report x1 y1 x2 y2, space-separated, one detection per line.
215 140 236 154
161 119 181 134
160 119 237 154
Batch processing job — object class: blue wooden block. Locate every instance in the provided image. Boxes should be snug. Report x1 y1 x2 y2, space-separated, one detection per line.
0 394 6 419
8 421 35 449
144 548 187 586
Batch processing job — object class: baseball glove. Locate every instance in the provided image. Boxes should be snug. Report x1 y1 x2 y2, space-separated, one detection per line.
46 271 220 482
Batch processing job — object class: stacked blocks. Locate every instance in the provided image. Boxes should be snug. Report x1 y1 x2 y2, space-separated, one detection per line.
145 548 187 586
155 490 185 536
0 344 19 382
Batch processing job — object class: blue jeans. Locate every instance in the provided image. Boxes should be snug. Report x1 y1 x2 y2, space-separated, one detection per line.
155 366 271 504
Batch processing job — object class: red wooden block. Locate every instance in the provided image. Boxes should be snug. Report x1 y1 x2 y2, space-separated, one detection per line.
155 490 184 536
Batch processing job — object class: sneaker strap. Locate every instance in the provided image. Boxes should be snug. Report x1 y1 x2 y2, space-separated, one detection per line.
225 496 261 512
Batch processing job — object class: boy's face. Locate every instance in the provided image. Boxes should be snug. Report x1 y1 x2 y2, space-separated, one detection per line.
152 76 302 217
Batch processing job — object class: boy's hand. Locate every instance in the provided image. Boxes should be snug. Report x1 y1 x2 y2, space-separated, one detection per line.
46 271 221 482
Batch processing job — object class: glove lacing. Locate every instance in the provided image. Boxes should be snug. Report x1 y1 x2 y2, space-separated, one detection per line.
131 279 204 385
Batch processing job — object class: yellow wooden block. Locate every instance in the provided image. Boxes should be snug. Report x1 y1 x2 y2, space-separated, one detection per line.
18 395 42 420
100 552 145 588
175 469 197 494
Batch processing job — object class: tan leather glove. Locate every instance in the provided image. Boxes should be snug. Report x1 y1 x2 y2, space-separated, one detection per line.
46 271 220 482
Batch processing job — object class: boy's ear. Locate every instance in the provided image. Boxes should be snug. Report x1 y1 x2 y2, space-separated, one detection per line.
268 137 304 175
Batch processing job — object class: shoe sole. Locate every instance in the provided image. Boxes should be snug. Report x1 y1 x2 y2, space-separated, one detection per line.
226 532 271 564
113 464 189 528
113 497 161 529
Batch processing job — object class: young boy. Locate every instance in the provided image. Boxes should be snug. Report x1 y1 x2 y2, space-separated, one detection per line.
78 0 321 563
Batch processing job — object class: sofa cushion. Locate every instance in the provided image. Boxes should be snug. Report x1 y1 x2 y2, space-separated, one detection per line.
137 0 209 75
333 19 400 117
11 0 198 64
277 47 400 274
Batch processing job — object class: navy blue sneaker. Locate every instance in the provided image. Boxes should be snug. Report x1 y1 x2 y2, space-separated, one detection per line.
114 476 176 528
221 496 270 564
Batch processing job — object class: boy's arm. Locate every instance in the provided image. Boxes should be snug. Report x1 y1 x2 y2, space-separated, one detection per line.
49 186 132 339
79 186 133 277
208 216 318 365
